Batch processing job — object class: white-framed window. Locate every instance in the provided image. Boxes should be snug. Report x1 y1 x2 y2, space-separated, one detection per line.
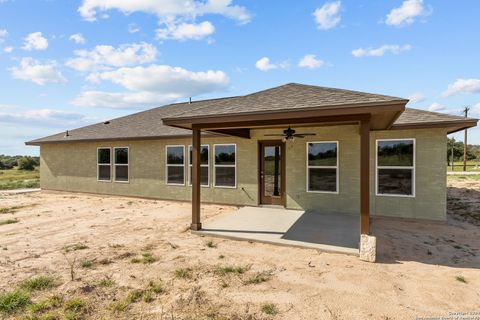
114 147 129 183
376 139 415 197
166 145 185 185
214 144 236 188
306 141 339 193
188 145 209 187
97 147 111 182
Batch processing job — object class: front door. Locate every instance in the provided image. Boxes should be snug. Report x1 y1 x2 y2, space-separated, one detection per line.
259 141 285 206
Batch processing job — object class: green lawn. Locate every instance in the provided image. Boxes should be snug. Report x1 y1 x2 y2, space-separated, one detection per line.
447 161 480 172
0 168 40 190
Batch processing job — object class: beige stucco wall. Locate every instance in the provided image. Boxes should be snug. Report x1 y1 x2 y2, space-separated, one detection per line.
39 125 447 220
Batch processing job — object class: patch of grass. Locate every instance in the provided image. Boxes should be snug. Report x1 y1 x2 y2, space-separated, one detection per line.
0 289 30 313
0 168 40 190
218 254 225 259
20 276 57 292
174 268 192 279
126 201 135 206
81 261 93 269
64 243 89 252
63 297 86 319
130 252 157 264
28 301 49 314
244 272 271 285
143 291 154 303
98 278 115 288
109 300 130 313
126 290 144 304
141 252 157 264
0 205 26 214
455 275 467 283
205 240 217 248
261 303 278 315
216 265 246 276
0 219 18 226
28 311 60 320
148 280 164 294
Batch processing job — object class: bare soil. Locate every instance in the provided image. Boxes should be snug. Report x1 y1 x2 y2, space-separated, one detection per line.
0 180 479 319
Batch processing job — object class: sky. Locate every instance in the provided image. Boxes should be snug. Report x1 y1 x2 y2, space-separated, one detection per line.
1 0 480 156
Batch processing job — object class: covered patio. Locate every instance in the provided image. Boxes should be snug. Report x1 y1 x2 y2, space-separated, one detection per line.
194 206 359 255
162 84 413 260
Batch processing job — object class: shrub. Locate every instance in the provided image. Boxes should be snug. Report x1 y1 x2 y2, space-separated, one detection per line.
17 157 37 171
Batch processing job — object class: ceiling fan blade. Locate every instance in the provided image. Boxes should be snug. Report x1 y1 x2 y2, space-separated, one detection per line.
294 135 305 138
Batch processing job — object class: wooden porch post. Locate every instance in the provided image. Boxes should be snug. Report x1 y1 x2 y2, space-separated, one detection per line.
360 119 370 235
191 128 202 231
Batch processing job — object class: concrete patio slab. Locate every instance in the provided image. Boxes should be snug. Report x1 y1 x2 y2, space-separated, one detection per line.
194 206 359 255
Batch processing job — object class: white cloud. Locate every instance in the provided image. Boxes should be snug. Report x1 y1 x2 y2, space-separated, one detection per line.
128 23 140 33
442 79 480 97
3 46 13 53
0 108 91 128
313 1 341 30
22 32 48 51
352 44 412 57
156 21 215 40
472 103 480 116
69 33 86 44
298 54 324 69
66 42 158 72
0 29 7 43
78 0 251 24
255 57 288 72
88 64 228 93
407 92 425 103
386 0 430 27
70 91 177 109
428 102 445 112
72 64 229 109
10 58 67 85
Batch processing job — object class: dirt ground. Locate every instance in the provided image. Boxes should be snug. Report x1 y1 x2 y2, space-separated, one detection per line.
0 180 479 320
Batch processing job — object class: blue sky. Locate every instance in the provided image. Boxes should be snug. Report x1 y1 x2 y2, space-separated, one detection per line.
1 0 479 155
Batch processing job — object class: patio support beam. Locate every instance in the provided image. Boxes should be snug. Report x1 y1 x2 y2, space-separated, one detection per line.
360 119 370 235
191 128 202 231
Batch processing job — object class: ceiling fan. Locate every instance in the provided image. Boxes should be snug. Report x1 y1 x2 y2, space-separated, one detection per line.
264 126 316 141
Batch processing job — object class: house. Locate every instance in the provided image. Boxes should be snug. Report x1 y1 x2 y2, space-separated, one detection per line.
26 83 477 251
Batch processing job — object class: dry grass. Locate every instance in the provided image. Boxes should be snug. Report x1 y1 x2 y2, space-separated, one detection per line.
0 189 479 319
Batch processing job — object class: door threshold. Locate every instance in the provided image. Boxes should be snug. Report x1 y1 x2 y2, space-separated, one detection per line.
259 205 285 209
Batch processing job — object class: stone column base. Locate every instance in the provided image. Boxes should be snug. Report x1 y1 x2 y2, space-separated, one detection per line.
359 234 376 262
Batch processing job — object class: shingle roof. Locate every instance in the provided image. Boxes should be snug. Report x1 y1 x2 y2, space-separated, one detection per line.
393 108 476 126
25 83 476 145
163 83 408 119
25 103 196 145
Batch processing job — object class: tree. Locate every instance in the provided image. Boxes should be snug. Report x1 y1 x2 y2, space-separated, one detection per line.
17 156 37 170
447 138 476 164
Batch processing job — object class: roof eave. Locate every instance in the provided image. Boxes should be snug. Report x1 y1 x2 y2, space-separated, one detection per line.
390 119 478 133
162 101 408 128
24 133 220 146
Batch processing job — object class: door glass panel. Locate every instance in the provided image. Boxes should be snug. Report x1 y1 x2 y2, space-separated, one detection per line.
264 146 281 197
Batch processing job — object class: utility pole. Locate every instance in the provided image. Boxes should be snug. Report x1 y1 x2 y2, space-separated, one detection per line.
463 106 470 171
